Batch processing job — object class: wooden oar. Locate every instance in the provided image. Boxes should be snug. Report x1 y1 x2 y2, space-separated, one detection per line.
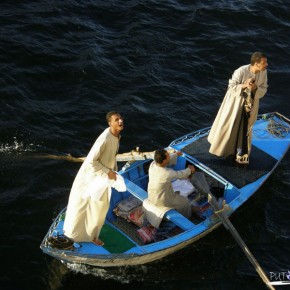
192 171 275 289
32 153 85 163
32 148 175 163
209 194 274 289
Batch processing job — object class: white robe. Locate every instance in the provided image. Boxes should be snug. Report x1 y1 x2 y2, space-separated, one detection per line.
144 154 192 227
63 127 120 242
208 64 268 157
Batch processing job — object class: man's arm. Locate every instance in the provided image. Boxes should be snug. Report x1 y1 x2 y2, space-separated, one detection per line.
255 71 268 99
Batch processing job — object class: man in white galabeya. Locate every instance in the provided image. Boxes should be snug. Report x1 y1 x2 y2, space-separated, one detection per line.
64 111 124 246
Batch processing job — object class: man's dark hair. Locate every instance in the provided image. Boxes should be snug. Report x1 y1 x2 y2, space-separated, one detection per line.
154 149 167 164
106 111 120 123
250 52 266 65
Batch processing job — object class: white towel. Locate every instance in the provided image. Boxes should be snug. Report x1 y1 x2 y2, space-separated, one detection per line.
82 172 126 201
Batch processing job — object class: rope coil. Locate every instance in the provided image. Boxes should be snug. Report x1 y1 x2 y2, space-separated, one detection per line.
267 119 289 138
46 235 74 250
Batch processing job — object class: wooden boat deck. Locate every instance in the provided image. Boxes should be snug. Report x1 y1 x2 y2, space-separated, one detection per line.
182 136 277 188
111 217 144 245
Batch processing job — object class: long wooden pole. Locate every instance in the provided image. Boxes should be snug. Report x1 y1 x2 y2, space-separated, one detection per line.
207 193 275 289
32 153 85 162
32 148 174 163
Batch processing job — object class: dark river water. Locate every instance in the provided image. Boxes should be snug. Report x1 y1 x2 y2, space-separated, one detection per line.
1 1 290 289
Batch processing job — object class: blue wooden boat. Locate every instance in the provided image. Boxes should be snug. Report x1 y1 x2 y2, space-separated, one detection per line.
40 112 290 268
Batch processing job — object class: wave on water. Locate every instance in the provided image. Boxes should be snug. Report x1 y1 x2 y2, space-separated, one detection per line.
0 138 25 153
0 137 44 156
66 263 137 284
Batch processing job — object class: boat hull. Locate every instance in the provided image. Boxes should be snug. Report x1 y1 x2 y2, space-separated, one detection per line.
41 221 221 267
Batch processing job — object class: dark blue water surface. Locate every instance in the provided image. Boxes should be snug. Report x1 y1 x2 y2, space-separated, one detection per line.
1 1 290 289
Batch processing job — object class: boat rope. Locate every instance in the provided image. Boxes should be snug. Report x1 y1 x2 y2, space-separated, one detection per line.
46 235 75 250
267 119 289 138
254 113 290 139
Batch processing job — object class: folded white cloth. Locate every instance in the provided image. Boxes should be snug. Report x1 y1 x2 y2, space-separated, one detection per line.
172 179 195 197
109 174 127 192
143 199 172 228
82 172 126 201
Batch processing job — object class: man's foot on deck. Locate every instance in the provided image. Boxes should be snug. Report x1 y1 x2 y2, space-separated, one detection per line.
92 238 104 246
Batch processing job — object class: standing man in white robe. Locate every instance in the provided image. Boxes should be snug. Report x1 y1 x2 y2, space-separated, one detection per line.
208 52 268 164
145 149 196 225
63 111 124 245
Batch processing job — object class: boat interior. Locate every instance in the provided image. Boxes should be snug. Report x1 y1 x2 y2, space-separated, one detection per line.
47 153 238 255
104 155 228 247
51 131 281 252
106 122 282 247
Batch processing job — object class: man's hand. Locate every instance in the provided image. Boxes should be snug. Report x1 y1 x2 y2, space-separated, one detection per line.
188 165 196 174
243 78 257 91
249 78 257 91
108 170 117 181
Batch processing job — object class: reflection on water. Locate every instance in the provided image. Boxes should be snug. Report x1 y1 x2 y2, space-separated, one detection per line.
46 260 70 290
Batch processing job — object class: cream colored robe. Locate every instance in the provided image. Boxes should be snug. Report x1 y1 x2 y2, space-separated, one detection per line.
208 64 268 157
63 128 120 242
145 154 192 224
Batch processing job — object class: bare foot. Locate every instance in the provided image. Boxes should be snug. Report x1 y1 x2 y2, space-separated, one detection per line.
92 238 104 246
